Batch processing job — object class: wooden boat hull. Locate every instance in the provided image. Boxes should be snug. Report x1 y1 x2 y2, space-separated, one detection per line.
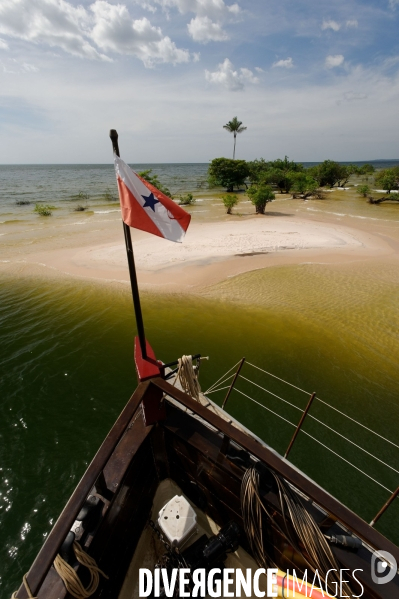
16 378 399 599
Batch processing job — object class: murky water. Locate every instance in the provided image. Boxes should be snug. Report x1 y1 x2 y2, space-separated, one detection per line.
1 271 398 594
1 163 399 595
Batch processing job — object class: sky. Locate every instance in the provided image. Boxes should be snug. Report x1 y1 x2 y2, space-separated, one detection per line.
0 0 399 163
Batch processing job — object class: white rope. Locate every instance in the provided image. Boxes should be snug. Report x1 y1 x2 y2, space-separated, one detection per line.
205 385 231 394
176 355 201 400
204 360 241 393
233 388 393 494
246 361 309 394
240 376 399 475
316 397 399 450
298 430 394 494
240 375 304 412
234 388 297 429
205 373 235 394
307 414 399 476
245 361 399 450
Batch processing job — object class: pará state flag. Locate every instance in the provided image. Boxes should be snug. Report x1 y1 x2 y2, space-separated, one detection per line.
114 155 191 243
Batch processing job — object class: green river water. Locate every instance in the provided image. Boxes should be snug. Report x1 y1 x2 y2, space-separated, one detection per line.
1 164 399 595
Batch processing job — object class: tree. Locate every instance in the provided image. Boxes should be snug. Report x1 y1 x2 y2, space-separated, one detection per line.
247 184 275 214
308 160 350 188
223 117 247 159
359 164 375 175
248 156 303 193
208 158 249 192
375 167 399 194
291 173 319 198
357 185 371 197
138 169 172 198
221 194 238 214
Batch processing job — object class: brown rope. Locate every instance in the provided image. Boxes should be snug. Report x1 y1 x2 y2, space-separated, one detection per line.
11 573 37 599
53 541 108 599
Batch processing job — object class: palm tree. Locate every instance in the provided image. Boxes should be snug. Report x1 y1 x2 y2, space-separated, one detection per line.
223 117 247 159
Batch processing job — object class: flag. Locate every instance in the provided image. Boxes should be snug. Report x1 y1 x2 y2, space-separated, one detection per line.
114 155 191 243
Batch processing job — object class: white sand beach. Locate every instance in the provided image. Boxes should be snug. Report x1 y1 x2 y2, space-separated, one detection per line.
1 203 396 292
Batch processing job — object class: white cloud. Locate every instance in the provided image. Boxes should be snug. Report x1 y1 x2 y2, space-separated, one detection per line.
187 15 228 42
0 38 9 50
344 91 367 101
255 66 264 73
205 58 258 90
272 57 293 69
325 54 344 68
389 0 399 8
0 0 107 60
346 19 358 28
154 0 240 19
0 0 190 66
91 2 190 66
383 55 399 69
136 1 157 12
1 57 39 73
321 19 341 32
21 62 39 72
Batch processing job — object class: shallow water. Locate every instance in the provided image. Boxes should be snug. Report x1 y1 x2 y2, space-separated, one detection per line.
1 272 398 595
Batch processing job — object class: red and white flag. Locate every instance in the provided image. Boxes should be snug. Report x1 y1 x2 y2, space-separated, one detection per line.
114 156 191 243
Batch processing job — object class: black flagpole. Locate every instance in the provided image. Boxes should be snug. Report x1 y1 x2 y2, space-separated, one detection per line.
110 129 147 360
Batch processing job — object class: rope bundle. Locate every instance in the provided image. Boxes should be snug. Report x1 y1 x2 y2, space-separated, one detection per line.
11 574 36 598
241 467 352 597
11 542 108 599
53 541 108 599
176 355 201 400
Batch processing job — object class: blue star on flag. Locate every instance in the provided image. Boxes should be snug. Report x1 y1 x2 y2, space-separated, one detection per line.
141 192 160 212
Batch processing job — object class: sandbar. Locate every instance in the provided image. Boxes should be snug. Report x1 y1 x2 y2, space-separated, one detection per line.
1 200 397 293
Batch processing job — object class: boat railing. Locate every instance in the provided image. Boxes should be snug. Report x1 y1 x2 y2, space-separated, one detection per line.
204 359 399 527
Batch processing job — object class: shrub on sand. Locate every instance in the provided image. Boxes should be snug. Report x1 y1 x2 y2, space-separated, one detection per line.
178 193 196 205
34 204 54 216
222 194 238 214
357 185 371 197
247 185 275 214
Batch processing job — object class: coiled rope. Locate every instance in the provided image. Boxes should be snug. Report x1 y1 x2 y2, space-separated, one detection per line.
11 574 36 598
241 467 352 598
176 355 201 400
11 542 108 599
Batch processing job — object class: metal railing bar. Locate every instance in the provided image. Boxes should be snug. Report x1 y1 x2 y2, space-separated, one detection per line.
308 414 399 476
245 361 399 450
240 375 399 475
299 429 394 494
232 387 394 494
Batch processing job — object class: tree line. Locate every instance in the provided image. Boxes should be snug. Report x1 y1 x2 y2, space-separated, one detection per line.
208 156 376 193
208 157 379 213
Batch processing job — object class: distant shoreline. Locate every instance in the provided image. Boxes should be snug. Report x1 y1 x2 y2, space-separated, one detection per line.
1 159 399 167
